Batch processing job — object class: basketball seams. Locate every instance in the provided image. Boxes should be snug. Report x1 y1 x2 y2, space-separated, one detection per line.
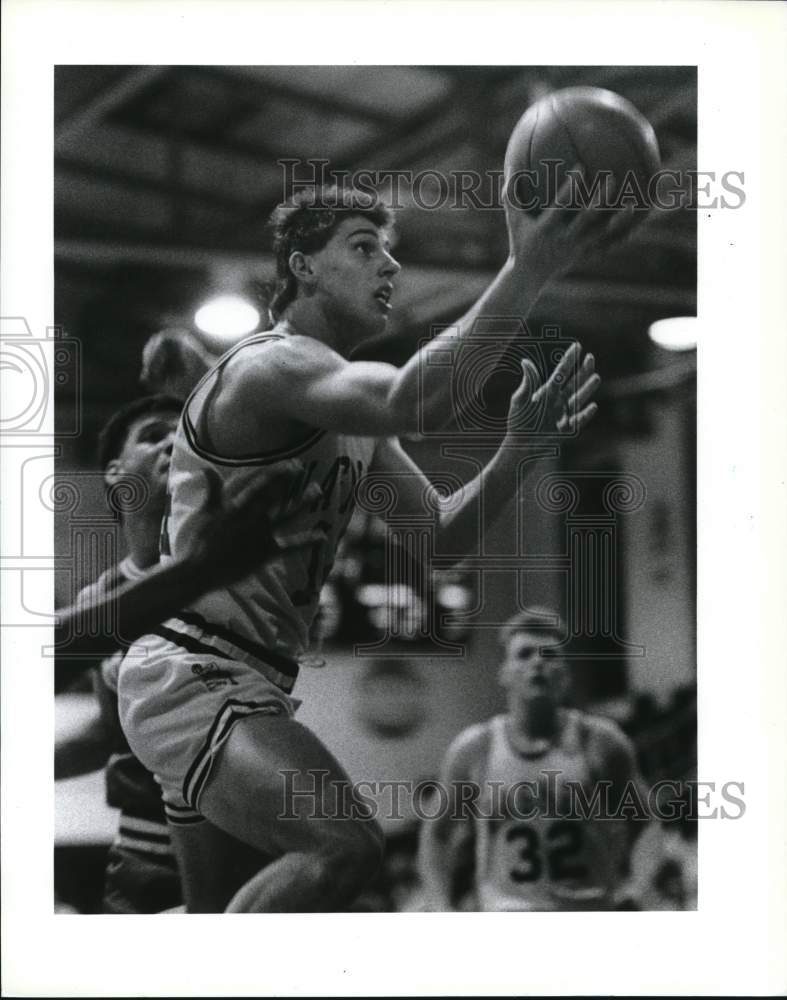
526 101 541 177
551 93 659 190
548 92 583 178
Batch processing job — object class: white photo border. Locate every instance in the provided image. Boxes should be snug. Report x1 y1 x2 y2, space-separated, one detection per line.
2 0 786 995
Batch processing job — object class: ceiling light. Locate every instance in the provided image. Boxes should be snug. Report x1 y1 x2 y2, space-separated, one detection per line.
194 295 260 339
648 316 698 352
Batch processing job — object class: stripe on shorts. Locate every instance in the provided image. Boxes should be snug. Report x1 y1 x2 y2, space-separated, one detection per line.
117 832 176 857
182 699 285 812
118 815 171 840
176 611 299 681
153 617 298 693
163 801 205 826
164 809 206 826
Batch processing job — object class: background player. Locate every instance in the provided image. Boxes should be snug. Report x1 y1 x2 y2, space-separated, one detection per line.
117 182 626 913
419 608 647 910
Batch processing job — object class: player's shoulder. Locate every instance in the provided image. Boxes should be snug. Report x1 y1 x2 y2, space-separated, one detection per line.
228 330 342 398
220 330 290 379
444 718 496 770
578 710 635 758
246 328 339 369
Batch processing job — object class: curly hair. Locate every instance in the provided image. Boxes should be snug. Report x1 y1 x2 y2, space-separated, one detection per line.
268 185 394 320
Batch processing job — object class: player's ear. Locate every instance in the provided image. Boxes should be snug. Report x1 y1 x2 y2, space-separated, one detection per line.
288 251 316 289
104 459 123 487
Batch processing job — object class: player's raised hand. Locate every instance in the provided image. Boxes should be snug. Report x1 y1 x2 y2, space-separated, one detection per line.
190 462 325 587
506 341 600 436
504 167 648 283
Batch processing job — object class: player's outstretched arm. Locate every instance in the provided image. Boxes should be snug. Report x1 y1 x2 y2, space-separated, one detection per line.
369 340 599 562
393 175 635 434
435 340 600 554
418 725 486 910
55 462 324 658
242 177 635 440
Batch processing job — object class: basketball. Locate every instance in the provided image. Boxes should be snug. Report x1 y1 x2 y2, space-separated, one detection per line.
504 86 661 211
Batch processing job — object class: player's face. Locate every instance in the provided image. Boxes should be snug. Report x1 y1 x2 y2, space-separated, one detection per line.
501 630 566 705
310 217 401 344
111 411 179 505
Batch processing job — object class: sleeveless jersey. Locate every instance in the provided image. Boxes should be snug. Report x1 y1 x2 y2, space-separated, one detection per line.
159 331 377 687
474 711 627 911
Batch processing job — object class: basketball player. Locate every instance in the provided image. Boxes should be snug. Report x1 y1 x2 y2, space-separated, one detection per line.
117 183 629 912
56 396 318 911
56 456 323 657
419 609 646 910
56 394 184 912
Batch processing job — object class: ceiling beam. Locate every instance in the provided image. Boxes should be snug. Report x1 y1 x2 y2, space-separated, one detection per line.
106 111 286 168
56 66 170 147
237 79 493 227
55 234 694 312
56 155 255 212
55 235 274 270
196 65 410 126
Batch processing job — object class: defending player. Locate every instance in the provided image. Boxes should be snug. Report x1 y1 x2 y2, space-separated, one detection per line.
56 459 324 658
117 183 628 912
56 396 319 911
56 395 185 912
419 609 646 910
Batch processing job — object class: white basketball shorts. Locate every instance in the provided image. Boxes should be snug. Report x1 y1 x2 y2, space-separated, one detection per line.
117 614 301 825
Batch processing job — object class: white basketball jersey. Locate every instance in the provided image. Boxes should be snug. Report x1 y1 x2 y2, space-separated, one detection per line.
475 711 626 911
159 332 377 684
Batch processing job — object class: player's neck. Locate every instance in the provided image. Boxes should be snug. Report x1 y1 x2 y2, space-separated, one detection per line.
283 299 355 358
122 514 161 570
509 698 561 742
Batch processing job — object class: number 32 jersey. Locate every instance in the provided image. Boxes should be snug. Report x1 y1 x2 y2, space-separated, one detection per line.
160 333 377 679
473 711 628 911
